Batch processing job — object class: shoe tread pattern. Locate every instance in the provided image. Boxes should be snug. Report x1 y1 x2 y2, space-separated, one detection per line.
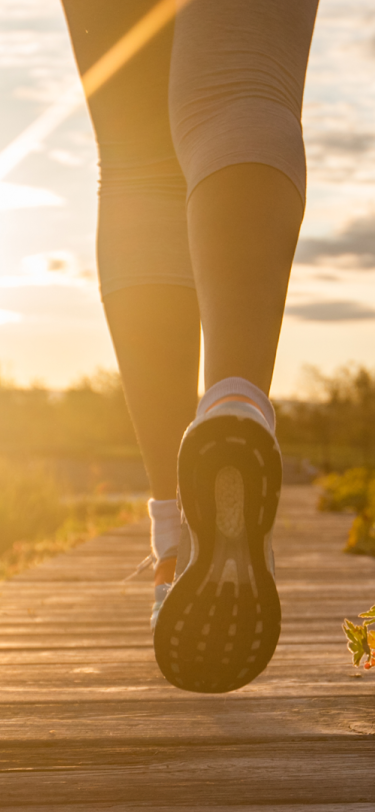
154 414 282 694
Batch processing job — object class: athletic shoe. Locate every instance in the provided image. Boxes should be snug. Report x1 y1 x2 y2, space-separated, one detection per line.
150 523 191 631
153 399 282 693
151 582 172 632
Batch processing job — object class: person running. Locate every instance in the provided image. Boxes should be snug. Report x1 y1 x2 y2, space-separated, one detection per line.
61 0 319 693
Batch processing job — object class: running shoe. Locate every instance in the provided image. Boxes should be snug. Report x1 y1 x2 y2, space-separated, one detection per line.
153 399 282 693
150 522 191 631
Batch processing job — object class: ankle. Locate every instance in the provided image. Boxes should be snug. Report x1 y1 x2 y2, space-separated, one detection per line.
154 557 177 586
148 498 181 565
206 394 265 420
197 377 275 432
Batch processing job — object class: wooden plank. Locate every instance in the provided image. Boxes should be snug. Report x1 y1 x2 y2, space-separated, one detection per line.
2 807 375 812
8 560 375 582
0 743 374 806
0 620 356 637
10 597 329 611
0 485 374 808
1 663 372 699
0 684 373 701
0 697 374 741
3 581 374 597
0 642 354 665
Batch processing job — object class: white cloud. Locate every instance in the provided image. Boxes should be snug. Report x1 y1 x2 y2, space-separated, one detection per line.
0 31 71 69
295 211 375 269
0 181 64 210
302 0 375 195
285 300 375 322
0 251 96 290
0 1 63 22
49 149 83 167
0 309 22 326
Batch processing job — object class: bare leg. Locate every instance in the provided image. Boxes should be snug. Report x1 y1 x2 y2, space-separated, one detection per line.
153 162 303 690
61 0 199 501
187 163 303 396
104 285 200 500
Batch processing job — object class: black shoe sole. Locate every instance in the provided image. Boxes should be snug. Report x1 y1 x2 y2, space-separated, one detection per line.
153 412 282 694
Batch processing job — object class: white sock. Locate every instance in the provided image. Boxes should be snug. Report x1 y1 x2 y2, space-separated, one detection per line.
148 498 181 565
197 376 275 432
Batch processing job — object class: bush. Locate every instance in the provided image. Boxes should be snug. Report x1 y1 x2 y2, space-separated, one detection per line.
317 468 371 513
317 467 375 556
0 459 64 556
346 514 375 556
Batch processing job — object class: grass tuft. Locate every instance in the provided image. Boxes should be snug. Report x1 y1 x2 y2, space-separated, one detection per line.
0 458 147 580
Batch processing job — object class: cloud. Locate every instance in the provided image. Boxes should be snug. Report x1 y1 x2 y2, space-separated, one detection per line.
303 126 375 184
0 1 62 21
0 309 22 326
295 214 375 269
285 300 375 322
0 182 64 210
0 251 96 293
306 131 375 156
312 273 339 282
49 149 83 167
0 31 69 68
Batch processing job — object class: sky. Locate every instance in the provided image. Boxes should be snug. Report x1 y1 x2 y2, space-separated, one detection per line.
0 0 374 397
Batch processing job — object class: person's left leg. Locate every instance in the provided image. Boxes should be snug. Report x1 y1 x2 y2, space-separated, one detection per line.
60 0 200 588
104 284 200 501
104 284 199 617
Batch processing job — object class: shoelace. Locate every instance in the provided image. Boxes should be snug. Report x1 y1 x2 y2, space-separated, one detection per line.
121 507 186 584
121 553 155 583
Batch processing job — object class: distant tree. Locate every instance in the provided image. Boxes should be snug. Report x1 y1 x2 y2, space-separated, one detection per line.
0 369 137 459
276 363 375 470
310 364 375 468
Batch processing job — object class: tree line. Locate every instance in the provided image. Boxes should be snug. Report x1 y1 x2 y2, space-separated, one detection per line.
275 364 375 470
1 364 375 469
0 370 136 459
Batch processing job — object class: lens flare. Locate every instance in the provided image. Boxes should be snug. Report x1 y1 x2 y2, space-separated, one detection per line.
0 0 192 181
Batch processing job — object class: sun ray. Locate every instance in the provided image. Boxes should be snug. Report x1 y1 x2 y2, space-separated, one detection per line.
0 0 192 182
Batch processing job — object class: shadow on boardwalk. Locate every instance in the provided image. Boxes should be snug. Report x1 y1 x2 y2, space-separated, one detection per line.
0 486 374 810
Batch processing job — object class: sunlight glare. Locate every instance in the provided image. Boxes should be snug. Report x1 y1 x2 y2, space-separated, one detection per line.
0 309 22 326
0 181 63 210
0 0 193 181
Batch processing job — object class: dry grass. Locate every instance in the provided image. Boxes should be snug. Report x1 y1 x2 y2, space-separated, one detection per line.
0 498 147 580
0 457 147 580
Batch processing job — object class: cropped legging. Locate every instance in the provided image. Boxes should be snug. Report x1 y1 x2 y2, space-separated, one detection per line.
61 0 319 297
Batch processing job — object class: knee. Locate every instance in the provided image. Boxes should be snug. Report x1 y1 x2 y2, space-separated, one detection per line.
169 0 315 208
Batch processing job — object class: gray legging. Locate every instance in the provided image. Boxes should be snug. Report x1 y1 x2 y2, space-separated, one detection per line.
61 0 319 297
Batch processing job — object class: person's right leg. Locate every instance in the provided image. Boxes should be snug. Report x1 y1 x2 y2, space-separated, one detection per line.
153 0 319 693
187 163 303 395
171 0 319 395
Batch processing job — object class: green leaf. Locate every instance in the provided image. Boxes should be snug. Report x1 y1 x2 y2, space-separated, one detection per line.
343 619 370 667
359 604 375 621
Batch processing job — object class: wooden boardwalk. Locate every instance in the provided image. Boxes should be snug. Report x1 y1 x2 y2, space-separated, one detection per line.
0 485 374 810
